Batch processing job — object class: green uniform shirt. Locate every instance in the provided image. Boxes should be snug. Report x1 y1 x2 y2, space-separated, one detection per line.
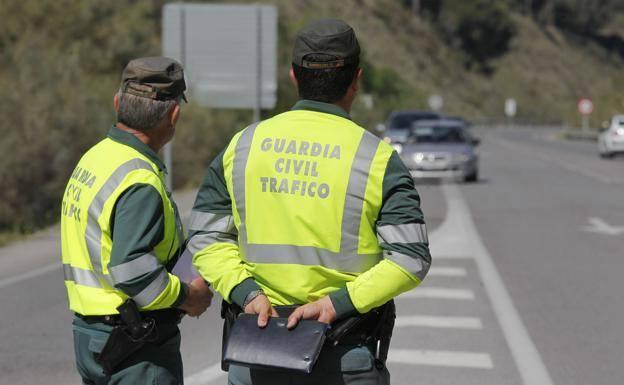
191 101 430 317
107 126 187 306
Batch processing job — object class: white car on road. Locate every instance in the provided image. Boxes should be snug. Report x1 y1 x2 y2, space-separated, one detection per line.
598 115 624 158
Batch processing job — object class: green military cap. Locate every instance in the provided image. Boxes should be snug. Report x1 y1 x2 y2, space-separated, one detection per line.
292 18 360 69
121 56 187 102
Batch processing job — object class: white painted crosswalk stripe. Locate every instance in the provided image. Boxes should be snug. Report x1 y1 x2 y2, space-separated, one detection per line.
184 362 224 385
395 315 483 330
388 349 493 369
428 266 467 277
399 287 475 300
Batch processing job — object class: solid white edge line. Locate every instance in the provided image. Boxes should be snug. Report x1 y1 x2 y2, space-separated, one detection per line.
184 362 225 385
395 315 482 329
442 183 554 385
399 287 475 300
428 266 467 277
388 349 493 369
0 263 60 289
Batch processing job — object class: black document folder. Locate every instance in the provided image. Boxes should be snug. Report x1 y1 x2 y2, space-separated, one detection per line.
223 314 329 374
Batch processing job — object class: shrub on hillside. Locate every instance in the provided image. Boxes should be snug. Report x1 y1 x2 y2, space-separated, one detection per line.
415 0 516 70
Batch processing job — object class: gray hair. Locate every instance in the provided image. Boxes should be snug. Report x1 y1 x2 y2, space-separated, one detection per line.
116 91 179 131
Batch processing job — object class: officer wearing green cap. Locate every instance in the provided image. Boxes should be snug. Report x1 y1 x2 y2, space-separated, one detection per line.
188 19 431 385
61 56 213 385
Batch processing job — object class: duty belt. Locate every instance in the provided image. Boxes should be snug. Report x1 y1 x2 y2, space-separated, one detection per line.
76 308 184 326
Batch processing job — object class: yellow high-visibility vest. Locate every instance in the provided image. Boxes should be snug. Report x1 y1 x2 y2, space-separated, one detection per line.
211 109 394 309
61 138 183 315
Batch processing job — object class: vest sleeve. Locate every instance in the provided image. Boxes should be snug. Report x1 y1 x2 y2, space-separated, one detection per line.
187 151 257 304
345 152 432 314
109 184 186 310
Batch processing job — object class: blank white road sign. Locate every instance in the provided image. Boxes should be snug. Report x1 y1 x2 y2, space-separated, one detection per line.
505 98 517 117
162 3 277 109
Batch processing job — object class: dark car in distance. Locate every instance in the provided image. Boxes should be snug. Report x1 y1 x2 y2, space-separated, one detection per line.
381 110 441 144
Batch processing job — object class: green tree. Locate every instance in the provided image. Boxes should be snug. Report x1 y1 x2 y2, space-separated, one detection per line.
435 0 517 70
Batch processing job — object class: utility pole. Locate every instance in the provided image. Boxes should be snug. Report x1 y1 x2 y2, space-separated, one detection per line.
412 0 420 16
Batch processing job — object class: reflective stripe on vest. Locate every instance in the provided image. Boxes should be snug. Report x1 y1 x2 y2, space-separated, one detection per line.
83 158 153 286
63 264 101 288
377 223 428 245
187 211 238 254
231 124 382 272
109 252 161 284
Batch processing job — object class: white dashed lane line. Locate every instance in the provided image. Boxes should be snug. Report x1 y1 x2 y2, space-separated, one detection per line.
184 363 224 385
395 315 483 330
389 349 494 369
398 287 475 300
427 266 467 277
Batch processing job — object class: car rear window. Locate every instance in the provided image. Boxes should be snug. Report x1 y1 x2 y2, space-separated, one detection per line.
388 113 438 129
409 125 468 144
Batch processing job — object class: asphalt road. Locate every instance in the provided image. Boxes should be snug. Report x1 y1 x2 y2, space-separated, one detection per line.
0 126 622 385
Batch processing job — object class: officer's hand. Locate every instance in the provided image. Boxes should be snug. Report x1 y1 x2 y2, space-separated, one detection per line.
179 277 213 317
287 296 336 329
244 294 278 328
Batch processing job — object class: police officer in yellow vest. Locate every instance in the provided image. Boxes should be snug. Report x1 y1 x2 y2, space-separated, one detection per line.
188 19 431 385
61 57 213 385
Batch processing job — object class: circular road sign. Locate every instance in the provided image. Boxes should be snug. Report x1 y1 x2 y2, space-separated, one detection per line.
428 94 443 112
578 98 594 115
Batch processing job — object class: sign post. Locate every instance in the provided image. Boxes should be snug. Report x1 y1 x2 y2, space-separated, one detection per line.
577 98 594 133
161 3 278 190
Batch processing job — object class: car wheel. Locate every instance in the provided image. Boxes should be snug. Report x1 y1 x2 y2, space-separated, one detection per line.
600 152 614 159
464 169 478 182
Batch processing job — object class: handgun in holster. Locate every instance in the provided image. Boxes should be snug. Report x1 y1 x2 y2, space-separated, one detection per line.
96 300 158 375
325 300 396 368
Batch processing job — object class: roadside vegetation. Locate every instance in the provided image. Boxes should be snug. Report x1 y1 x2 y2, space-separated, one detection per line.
0 0 623 239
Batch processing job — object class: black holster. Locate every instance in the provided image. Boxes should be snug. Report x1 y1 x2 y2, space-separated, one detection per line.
96 300 159 375
326 300 396 368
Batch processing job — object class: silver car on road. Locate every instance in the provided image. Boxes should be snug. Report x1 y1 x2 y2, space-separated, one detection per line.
394 119 479 182
598 115 624 158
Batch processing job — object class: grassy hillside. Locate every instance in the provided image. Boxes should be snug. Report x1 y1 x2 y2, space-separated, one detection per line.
0 0 622 235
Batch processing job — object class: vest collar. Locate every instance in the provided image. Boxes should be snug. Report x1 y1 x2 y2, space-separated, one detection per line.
107 125 167 172
291 100 352 120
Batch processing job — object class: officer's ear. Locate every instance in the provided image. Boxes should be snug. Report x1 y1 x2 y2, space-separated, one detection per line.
170 104 181 127
113 93 120 113
289 67 298 88
351 68 363 93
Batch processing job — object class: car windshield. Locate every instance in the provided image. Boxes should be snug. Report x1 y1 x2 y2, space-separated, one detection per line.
409 125 468 144
388 113 437 129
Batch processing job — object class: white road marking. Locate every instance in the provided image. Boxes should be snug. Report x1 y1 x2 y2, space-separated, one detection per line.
583 217 624 236
428 266 467 277
434 254 474 259
437 183 554 385
490 135 623 185
0 263 60 289
399 287 475 300
184 362 224 385
388 349 493 369
395 315 482 330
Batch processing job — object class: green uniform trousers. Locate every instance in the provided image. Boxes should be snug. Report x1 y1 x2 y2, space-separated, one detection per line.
228 344 390 385
72 317 183 385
